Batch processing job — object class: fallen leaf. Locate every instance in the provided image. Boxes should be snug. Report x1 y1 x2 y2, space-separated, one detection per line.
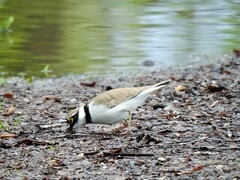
192 165 204 171
233 48 240 58
43 95 61 102
206 81 225 92
13 138 57 147
50 159 64 166
3 105 16 116
108 147 123 154
3 93 14 99
0 133 18 139
221 69 231 75
80 81 96 87
136 133 161 144
175 85 187 92
185 165 205 174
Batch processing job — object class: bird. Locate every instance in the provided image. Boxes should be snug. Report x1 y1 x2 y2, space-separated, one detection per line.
66 80 171 133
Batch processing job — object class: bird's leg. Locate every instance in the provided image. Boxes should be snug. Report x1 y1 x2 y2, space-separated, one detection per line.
113 110 133 134
122 109 133 134
112 120 128 133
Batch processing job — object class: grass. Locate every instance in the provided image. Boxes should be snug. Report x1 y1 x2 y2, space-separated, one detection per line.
0 120 7 130
0 77 6 86
13 115 23 126
41 64 52 77
0 16 14 34
48 145 57 151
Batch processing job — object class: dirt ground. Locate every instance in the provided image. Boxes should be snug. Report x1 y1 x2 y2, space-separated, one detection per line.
0 57 239 179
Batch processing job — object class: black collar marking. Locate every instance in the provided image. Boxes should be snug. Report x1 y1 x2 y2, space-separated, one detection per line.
84 104 92 124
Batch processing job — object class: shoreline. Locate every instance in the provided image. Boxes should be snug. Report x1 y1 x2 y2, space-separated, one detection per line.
2 54 233 89
0 56 239 179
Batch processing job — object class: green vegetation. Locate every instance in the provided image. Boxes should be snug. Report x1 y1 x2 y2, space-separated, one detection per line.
0 120 7 130
0 16 14 34
0 77 6 86
13 115 23 126
41 65 52 77
48 145 57 151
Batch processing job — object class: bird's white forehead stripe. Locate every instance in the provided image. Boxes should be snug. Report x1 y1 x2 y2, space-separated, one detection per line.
60 119 67 123
67 109 79 118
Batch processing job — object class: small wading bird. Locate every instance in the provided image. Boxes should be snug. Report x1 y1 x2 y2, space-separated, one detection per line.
66 80 171 133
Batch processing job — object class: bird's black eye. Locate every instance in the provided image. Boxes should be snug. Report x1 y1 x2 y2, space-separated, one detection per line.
67 117 74 124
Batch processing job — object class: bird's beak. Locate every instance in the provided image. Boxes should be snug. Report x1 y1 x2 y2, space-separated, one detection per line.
66 126 75 134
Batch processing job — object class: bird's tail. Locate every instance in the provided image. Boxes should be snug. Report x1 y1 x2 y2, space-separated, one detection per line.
153 79 171 88
141 79 171 95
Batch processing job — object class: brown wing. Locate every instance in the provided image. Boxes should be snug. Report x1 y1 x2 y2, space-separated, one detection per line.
90 86 150 108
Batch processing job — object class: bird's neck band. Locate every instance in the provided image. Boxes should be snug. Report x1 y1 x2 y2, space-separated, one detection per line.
84 104 92 124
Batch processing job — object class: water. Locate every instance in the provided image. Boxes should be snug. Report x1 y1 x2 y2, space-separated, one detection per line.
0 0 239 78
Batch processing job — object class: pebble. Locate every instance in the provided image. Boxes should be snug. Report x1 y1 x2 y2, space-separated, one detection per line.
152 104 165 110
237 113 240 119
70 98 77 103
144 121 153 130
158 157 166 162
142 60 154 67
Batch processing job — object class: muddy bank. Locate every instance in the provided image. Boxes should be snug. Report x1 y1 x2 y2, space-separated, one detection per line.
0 57 239 179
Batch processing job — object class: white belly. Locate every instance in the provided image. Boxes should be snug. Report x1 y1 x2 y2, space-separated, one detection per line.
89 103 129 125
88 94 148 125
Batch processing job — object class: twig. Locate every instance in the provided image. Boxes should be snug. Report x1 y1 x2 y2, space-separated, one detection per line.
84 150 100 156
53 133 112 139
40 123 62 129
103 152 154 157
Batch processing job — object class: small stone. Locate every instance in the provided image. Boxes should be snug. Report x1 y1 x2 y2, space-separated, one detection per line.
77 153 84 159
142 60 154 67
158 157 166 162
237 113 240 119
57 171 67 176
227 130 232 137
164 104 174 111
129 161 135 167
106 86 113 91
102 165 108 169
23 98 30 102
153 104 165 110
144 121 153 130
216 165 224 171
70 98 77 103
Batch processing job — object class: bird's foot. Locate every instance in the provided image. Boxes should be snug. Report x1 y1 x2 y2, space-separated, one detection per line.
120 128 133 135
112 122 128 133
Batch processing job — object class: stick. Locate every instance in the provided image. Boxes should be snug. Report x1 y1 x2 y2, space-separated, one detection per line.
103 152 154 157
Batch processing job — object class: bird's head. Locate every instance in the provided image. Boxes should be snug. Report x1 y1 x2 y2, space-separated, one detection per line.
66 104 86 132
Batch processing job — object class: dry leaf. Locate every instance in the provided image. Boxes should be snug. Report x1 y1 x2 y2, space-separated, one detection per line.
233 48 240 58
175 85 187 92
192 165 204 171
206 82 225 92
0 133 18 139
3 105 16 116
80 81 96 87
3 93 14 99
43 95 61 102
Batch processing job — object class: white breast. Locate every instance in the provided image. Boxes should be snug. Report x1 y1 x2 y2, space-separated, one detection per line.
88 102 129 125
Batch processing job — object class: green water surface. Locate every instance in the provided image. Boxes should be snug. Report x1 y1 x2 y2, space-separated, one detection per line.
0 0 239 78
